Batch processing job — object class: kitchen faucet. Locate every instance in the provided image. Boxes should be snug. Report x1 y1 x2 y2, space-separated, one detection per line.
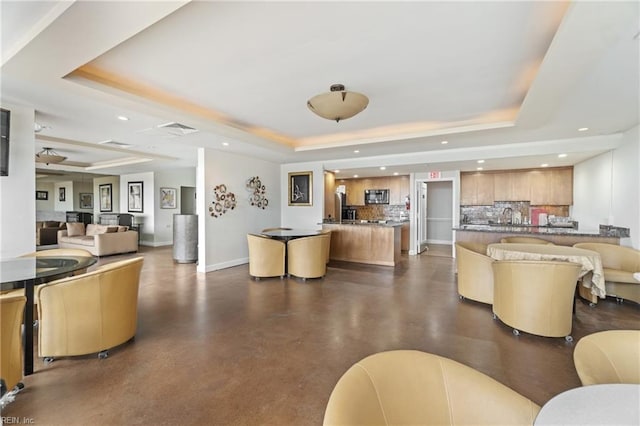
502 207 513 224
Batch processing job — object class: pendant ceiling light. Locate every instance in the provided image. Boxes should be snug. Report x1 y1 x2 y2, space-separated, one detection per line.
307 84 369 122
35 147 67 165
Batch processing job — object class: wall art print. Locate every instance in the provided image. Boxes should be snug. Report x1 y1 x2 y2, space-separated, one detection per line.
209 184 236 218
246 176 268 209
128 181 144 213
160 187 177 209
288 171 312 206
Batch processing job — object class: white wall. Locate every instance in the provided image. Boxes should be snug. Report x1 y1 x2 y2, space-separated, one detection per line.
120 172 154 245
154 167 196 245
73 180 94 212
426 180 453 244
197 148 280 272
54 180 73 212
573 125 639 248
280 162 326 229
0 104 35 258
36 181 54 211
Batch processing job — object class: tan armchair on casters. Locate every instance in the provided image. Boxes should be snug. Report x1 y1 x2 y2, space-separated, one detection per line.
36 257 144 361
492 260 581 341
455 242 494 304
0 294 26 403
573 330 640 386
500 237 554 244
573 243 640 304
323 350 540 425
287 235 326 280
247 234 285 279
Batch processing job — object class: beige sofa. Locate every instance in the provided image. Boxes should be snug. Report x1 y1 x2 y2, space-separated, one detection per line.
58 223 138 257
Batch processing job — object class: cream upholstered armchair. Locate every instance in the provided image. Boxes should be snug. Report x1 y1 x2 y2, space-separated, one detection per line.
0 294 26 403
573 330 640 386
492 260 581 341
247 234 285 279
323 350 540 425
287 235 327 280
500 236 554 244
573 243 640 304
455 242 494 304
36 257 144 361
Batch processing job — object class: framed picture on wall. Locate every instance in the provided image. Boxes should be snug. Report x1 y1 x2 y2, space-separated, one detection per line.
36 190 48 200
99 183 112 212
79 193 93 209
59 187 66 202
128 181 144 213
160 187 177 209
288 171 313 206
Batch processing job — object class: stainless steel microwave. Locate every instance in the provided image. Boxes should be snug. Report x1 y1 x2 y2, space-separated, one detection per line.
364 189 390 204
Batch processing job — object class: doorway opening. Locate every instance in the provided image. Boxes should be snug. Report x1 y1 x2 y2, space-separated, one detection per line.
414 179 454 257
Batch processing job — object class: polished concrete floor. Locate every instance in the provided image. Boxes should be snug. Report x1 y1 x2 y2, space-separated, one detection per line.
5 246 640 425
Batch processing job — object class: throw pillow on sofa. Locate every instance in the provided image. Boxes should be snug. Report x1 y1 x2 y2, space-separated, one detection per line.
67 222 86 237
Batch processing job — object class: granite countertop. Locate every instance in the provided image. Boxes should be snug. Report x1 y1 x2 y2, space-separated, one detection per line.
452 224 611 237
322 220 408 227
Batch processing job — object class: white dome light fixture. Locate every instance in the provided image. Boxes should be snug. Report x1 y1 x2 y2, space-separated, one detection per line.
35 147 67 165
307 84 369 122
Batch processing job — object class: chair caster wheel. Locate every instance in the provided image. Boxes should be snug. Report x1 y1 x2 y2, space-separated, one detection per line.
492 313 497 320
589 302 596 307
459 295 464 300
98 350 108 359
15 382 24 392
44 357 54 364
616 298 623 304
512 329 520 336
565 335 573 342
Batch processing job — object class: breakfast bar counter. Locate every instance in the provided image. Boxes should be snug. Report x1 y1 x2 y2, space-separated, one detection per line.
322 221 404 266
453 224 621 246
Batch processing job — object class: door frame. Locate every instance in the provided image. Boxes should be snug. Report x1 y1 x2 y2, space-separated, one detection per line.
411 176 457 256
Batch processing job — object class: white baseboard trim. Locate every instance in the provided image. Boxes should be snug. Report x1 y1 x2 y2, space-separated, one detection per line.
201 257 249 273
139 241 173 247
427 239 452 245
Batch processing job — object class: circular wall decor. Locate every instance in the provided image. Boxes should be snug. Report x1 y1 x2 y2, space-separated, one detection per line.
246 176 268 209
209 184 237 218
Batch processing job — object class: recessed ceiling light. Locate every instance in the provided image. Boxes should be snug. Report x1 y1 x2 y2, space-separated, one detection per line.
441 140 448 144
558 153 567 158
477 160 485 164
334 169 340 173
222 142 229 146
353 174 358 178
393 172 399 176
117 116 129 121
380 166 386 170
353 150 360 153
541 163 549 167
578 127 589 132
477 167 483 171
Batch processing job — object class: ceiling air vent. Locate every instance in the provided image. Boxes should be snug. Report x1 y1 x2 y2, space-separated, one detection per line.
99 140 132 148
157 122 199 136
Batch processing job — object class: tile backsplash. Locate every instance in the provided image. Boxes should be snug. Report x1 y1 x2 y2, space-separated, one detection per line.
461 202 570 224
355 204 409 221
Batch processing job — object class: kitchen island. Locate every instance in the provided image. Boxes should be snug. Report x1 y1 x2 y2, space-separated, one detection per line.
322 221 405 266
453 224 622 246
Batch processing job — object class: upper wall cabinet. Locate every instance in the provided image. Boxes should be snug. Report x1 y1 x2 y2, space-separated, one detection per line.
340 175 410 206
460 173 494 205
461 167 573 206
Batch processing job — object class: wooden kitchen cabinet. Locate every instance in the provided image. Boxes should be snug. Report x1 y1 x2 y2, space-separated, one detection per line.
460 172 494 205
341 175 410 206
494 171 530 201
401 223 410 251
530 167 572 205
